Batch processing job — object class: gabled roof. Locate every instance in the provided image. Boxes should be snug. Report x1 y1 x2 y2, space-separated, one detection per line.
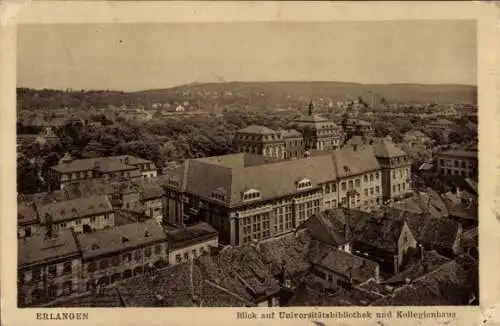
357 218 407 254
50 155 153 174
372 140 407 158
318 250 379 283
236 125 278 135
18 229 80 268
77 219 165 259
37 195 113 224
420 219 461 249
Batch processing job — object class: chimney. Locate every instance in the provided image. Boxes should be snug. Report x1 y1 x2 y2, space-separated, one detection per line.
393 255 399 274
353 144 358 152
419 244 424 264
45 213 53 239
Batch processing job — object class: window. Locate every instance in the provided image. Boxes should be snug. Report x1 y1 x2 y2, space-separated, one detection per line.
88 262 96 272
63 281 72 295
341 182 346 191
155 244 162 255
393 185 396 193
176 254 182 263
144 247 152 258
332 184 337 192
48 265 57 278
75 219 81 225
355 179 360 187
111 255 120 266
32 268 41 281
134 250 142 261
369 174 374 182
363 175 368 182
375 172 380 179
364 189 368 196
403 183 406 190
99 259 108 270
63 262 72 274
376 186 380 194
370 188 374 195
348 180 353 189
123 253 132 263
325 184 331 193
24 227 31 237
183 252 189 261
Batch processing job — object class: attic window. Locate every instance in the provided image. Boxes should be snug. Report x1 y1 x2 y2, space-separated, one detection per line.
211 191 226 202
99 203 104 208
89 205 94 209
122 236 129 243
91 244 100 250
296 178 312 191
145 230 150 238
343 165 350 174
168 179 180 188
242 189 261 202
72 208 77 213
60 209 65 215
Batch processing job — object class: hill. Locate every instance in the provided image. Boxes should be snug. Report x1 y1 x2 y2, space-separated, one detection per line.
17 81 477 111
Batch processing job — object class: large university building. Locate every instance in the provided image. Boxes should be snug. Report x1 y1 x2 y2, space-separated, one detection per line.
437 148 478 179
233 102 344 160
162 140 412 246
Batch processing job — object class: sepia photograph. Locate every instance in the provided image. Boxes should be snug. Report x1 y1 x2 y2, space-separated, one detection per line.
15 19 480 310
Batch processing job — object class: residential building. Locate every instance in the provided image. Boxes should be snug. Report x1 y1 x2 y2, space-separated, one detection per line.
166 223 218 266
436 149 478 179
403 130 431 147
428 119 455 132
77 219 168 292
141 186 164 224
47 155 157 190
352 218 417 275
342 118 375 138
162 144 407 246
18 195 115 238
18 228 81 307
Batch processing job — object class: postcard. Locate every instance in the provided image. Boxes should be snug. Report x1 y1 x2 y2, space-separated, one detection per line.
1 1 499 326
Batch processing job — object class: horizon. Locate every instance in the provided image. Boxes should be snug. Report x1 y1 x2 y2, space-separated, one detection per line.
18 21 477 91
17 79 478 94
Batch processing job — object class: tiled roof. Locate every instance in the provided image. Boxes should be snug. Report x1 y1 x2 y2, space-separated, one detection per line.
302 208 371 247
45 288 125 307
293 115 329 123
165 147 381 207
77 219 166 259
357 218 406 254
392 190 449 219
420 219 461 249
18 203 39 225
50 155 153 174
432 119 455 125
18 229 80 268
37 195 113 224
258 230 313 276
167 223 218 249
280 129 303 138
237 125 278 135
318 250 379 283
217 245 281 299
372 140 407 158
372 255 478 306
439 149 478 159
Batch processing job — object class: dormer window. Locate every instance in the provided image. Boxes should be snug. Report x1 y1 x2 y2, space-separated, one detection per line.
296 178 313 191
242 189 261 202
122 236 129 244
168 178 180 188
144 230 150 238
211 188 227 203
91 244 100 250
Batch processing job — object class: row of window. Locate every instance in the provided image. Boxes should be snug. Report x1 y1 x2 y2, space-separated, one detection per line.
439 159 475 169
87 245 163 272
392 182 408 194
440 168 474 177
19 261 73 283
363 186 381 197
174 246 210 263
392 168 410 179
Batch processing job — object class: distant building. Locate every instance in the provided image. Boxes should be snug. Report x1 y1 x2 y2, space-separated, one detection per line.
428 119 455 132
233 125 286 160
436 149 478 179
343 118 375 138
293 101 344 151
280 129 305 159
403 130 431 147
47 155 157 190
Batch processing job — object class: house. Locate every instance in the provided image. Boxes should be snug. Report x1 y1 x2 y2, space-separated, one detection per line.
166 223 219 266
77 219 168 292
436 149 478 179
47 155 157 190
371 255 478 306
403 130 431 147
18 228 81 307
312 249 380 291
420 219 463 258
140 185 164 224
352 217 417 275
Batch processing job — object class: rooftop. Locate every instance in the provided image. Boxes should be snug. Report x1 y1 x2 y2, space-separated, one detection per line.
236 125 279 135
77 219 165 259
18 229 80 268
50 155 153 174
37 195 113 224
166 223 218 249
319 250 379 283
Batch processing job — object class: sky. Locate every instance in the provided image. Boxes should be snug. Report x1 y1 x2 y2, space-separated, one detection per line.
17 21 477 91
